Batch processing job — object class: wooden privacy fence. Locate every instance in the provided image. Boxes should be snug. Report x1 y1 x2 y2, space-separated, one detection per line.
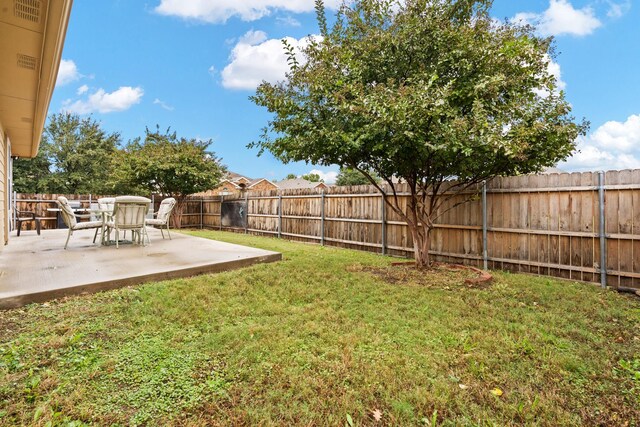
181 169 640 291
12 169 640 291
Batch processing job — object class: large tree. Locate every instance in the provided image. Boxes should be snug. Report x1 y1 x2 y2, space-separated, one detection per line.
12 113 120 194
251 0 587 269
112 127 226 227
43 113 120 194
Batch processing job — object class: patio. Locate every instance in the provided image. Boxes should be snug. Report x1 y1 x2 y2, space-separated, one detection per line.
0 228 281 309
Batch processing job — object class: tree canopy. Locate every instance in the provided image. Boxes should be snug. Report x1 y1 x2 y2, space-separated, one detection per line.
335 167 379 186
251 0 587 268
301 173 322 182
13 113 120 194
112 127 226 226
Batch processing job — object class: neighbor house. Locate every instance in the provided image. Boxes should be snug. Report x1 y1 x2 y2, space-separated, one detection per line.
199 172 279 196
0 0 73 245
276 178 329 191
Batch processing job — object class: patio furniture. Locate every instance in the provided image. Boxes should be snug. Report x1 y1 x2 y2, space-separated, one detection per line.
56 196 103 249
105 196 151 248
14 207 41 236
145 197 176 240
97 197 115 213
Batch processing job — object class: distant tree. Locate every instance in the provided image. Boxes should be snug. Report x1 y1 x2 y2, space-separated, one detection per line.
284 173 298 180
301 173 322 182
251 0 587 269
12 152 52 193
112 127 226 227
45 113 120 194
335 167 379 186
12 113 120 194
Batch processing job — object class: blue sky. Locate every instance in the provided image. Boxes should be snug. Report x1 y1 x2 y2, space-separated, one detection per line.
51 0 640 182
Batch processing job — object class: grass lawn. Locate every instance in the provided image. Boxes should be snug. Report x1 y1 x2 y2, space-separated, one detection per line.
1 230 639 426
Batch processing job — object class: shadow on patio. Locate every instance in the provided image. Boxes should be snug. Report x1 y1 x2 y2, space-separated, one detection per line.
0 228 281 309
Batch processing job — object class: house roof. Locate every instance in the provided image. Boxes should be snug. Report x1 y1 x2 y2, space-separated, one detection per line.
248 178 277 188
0 0 74 157
276 178 327 190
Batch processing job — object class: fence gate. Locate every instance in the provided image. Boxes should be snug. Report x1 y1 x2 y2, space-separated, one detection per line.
220 200 247 228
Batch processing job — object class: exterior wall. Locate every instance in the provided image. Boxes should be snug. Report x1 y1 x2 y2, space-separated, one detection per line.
0 123 6 246
249 180 278 192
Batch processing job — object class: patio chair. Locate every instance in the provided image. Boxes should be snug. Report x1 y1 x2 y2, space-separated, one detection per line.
97 197 115 213
56 196 103 249
105 196 151 248
145 197 176 240
14 207 41 236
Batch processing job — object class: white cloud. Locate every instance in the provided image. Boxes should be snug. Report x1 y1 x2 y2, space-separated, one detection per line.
276 15 302 27
56 59 81 86
76 84 89 95
606 0 631 18
309 168 338 184
63 86 144 114
155 0 343 23
153 98 175 111
512 0 601 37
221 31 318 90
562 114 640 171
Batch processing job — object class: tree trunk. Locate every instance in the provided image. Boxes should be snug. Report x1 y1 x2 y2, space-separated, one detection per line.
172 196 187 229
410 225 432 270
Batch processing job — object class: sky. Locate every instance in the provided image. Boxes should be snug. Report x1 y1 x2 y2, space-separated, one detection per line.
50 0 640 183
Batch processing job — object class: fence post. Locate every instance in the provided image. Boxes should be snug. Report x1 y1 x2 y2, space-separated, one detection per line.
200 198 203 229
320 190 325 246
220 194 223 231
278 193 282 239
482 180 488 270
598 171 607 288
381 192 387 256
244 191 249 234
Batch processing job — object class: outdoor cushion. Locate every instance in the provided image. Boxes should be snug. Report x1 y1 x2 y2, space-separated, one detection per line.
73 220 103 230
57 196 77 228
144 218 165 225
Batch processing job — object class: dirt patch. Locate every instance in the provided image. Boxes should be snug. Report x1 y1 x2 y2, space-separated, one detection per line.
349 262 493 290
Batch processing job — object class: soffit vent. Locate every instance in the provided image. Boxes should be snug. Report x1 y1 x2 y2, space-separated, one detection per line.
14 0 41 23
17 53 37 70
21 117 33 123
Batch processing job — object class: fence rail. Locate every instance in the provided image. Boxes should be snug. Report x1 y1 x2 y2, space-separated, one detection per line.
13 169 640 291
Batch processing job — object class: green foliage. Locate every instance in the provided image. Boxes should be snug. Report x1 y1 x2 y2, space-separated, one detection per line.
284 173 298 180
12 154 52 194
111 127 226 225
301 172 322 182
335 167 379 186
13 113 120 194
251 0 588 267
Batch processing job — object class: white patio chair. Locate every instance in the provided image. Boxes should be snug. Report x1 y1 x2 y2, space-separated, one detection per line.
145 197 176 240
57 196 103 249
105 196 151 248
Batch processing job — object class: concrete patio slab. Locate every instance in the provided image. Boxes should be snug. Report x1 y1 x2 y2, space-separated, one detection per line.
0 228 281 309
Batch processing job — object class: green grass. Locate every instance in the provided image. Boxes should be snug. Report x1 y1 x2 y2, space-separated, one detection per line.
1 230 639 426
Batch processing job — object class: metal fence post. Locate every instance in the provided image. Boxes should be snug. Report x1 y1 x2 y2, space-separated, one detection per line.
598 171 607 288
320 190 325 246
244 191 249 234
482 180 488 270
381 192 387 256
278 193 282 239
